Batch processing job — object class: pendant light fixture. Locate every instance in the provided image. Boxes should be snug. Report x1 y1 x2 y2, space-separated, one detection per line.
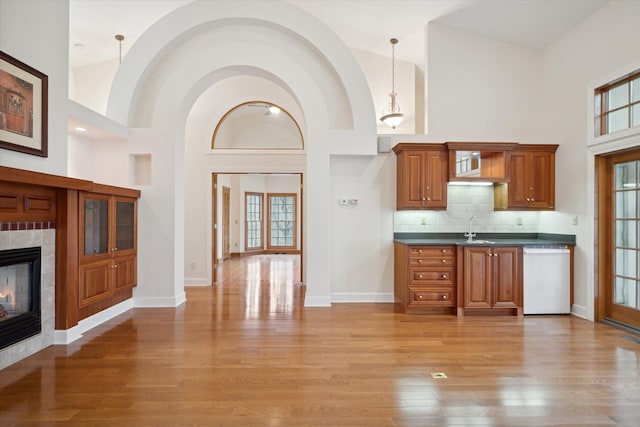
379 38 404 129
115 34 124 64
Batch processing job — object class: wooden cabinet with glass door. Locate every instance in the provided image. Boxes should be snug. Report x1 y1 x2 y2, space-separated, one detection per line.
393 143 448 210
79 192 137 313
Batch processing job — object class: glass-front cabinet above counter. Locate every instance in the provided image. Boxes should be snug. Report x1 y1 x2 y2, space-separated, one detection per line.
445 142 517 183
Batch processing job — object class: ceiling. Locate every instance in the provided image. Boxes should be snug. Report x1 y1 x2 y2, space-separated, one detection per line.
69 0 608 68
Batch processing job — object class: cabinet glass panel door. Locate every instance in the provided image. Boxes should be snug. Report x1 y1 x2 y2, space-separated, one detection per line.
115 200 135 251
83 198 109 256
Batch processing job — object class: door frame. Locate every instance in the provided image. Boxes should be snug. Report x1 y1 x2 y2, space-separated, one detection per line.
211 172 304 285
595 147 640 329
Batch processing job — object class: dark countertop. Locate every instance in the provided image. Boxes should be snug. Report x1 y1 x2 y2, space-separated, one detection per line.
394 232 575 248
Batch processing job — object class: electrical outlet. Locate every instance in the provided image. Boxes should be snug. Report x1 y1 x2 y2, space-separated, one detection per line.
190 261 196 270
572 216 579 226
517 217 523 226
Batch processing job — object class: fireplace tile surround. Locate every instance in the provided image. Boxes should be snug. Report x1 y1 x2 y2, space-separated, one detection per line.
0 227 55 370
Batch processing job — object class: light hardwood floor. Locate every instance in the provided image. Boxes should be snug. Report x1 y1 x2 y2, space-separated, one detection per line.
2 254 640 426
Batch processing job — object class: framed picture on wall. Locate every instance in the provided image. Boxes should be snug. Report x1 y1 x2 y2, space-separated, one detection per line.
0 51 48 157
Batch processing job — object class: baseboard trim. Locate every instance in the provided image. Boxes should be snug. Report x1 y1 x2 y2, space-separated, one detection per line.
184 278 210 286
303 296 332 307
54 298 134 345
330 293 395 303
134 292 187 308
571 303 588 319
231 250 301 258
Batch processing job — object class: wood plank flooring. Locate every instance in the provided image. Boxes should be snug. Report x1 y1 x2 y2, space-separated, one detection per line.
2 254 640 426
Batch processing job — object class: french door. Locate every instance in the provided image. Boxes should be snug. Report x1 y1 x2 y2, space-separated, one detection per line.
598 149 640 329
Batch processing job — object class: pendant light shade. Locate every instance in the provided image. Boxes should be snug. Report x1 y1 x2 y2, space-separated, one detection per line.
379 38 404 129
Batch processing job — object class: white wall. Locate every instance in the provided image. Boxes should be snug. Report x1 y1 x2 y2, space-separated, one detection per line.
69 58 118 115
353 48 416 134
330 153 396 302
536 0 640 319
0 0 69 175
427 23 542 142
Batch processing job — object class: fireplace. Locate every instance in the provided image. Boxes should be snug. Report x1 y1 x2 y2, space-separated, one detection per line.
0 246 41 350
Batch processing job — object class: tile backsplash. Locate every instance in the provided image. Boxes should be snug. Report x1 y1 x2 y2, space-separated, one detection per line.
394 185 539 234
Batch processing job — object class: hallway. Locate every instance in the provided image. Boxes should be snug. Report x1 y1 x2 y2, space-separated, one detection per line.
214 254 304 319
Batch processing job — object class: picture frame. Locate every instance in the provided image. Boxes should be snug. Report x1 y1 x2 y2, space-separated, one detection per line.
0 51 48 157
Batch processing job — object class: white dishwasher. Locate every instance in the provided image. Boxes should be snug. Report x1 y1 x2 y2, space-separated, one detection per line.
523 247 571 314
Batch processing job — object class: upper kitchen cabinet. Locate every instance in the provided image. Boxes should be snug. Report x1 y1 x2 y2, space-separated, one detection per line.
446 142 517 183
494 144 558 210
393 143 448 210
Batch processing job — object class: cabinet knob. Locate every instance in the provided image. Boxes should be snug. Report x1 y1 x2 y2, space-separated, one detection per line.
427 197 431 201
422 197 426 201
418 274 423 279
441 249 447 253
418 249 423 253
441 274 447 279
418 259 423 263
442 295 447 300
442 259 447 263
418 295 424 299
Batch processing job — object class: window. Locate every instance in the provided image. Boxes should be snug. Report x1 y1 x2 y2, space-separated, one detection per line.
268 194 296 249
595 70 640 136
245 192 263 250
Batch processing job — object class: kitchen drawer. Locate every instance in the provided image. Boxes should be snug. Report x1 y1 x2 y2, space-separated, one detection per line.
409 268 454 285
408 287 455 307
409 246 455 258
409 256 454 267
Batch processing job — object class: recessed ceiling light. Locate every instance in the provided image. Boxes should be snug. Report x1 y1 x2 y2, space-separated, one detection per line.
75 127 87 132
268 106 280 114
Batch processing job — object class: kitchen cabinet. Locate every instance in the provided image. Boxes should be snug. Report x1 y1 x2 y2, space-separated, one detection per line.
494 144 558 210
459 245 522 316
394 244 456 313
393 143 448 210
78 192 137 309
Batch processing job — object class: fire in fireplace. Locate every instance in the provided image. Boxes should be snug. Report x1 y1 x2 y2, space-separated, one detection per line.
0 246 41 350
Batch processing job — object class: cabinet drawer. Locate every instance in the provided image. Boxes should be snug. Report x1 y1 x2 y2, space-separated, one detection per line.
409 246 455 257
408 287 455 307
409 257 454 267
409 268 454 285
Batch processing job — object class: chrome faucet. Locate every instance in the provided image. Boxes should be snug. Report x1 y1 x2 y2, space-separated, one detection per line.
464 215 477 242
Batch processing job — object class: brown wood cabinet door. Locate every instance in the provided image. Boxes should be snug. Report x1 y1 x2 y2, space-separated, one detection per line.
463 247 492 308
79 260 112 307
492 247 521 308
507 152 529 208
425 150 447 209
506 148 556 210
397 151 427 209
396 148 447 210
113 255 137 290
528 151 553 209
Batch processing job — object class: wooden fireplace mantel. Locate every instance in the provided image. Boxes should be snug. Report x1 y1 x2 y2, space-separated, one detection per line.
0 166 141 331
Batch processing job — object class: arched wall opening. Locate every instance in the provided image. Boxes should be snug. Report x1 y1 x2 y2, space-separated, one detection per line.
102 0 376 307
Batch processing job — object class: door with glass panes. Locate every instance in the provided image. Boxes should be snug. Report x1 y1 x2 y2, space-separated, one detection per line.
605 152 640 329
